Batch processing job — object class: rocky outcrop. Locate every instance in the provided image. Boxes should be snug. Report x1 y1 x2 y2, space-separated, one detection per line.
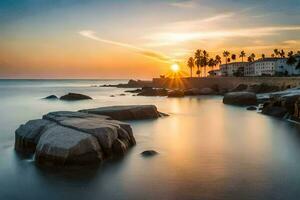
223 92 257 106
167 90 184 98
15 111 136 167
43 95 58 100
248 83 280 94
101 80 153 88
261 95 300 119
60 93 92 101
137 87 168 96
80 105 165 120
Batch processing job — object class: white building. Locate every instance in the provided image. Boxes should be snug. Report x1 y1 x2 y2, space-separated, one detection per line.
220 62 249 76
245 55 300 76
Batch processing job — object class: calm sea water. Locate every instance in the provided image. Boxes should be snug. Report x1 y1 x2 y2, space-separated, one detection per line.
1 79 300 200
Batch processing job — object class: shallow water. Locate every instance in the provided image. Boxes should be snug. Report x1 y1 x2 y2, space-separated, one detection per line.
1 80 300 200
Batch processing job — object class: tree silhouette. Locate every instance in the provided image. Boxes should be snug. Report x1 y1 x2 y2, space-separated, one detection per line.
187 57 195 78
231 54 236 61
194 49 202 77
274 49 279 57
261 54 265 59
202 50 209 77
239 51 246 62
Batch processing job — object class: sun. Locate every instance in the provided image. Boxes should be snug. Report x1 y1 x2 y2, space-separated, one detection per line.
171 63 180 72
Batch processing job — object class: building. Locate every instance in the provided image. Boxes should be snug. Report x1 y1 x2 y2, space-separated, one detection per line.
220 62 249 76
245 55 300 76
220 55 300 77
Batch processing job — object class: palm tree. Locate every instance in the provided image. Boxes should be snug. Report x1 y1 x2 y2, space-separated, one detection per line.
231 54 237 62
187 57 195 78
279 49 285 58
215 55 222 68
288 51 294 57
239 51 246 62
271 54 275 58
274 49 279 57
208 58 215 74
247 53 256 62
202 50 209 77
194 49 202 78
223 50 230 71
261 54 265 59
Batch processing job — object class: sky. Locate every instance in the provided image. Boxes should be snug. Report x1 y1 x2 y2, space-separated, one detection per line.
0 0 300 79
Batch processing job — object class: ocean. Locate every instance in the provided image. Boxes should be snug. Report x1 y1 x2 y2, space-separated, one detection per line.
1 79 300 200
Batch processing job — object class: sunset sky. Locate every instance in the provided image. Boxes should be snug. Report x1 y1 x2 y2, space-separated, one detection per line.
0 0 300 79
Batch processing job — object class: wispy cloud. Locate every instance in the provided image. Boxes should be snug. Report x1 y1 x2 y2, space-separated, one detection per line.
169 0 197 8
145 25 300 46
79 30 173 63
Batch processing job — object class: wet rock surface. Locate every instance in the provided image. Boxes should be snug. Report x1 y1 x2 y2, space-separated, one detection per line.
80 105 166 120
223 92 257 106
60 93 92 101
15 111 136 167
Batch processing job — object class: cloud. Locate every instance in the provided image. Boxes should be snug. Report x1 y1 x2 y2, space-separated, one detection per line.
79 30 173 63
169 0 196 8
145 25 300 46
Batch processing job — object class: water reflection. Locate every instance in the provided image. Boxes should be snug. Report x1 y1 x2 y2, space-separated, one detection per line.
1 81 300 199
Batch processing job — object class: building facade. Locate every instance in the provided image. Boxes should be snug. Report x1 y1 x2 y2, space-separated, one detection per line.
220 62 249 76
223 55 300 77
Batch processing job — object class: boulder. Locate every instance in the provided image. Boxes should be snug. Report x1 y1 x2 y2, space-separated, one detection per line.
80 105 163 120
15 110 137 167
223 92 257 106
35 125 103 166
15 119 54 154
60 93 92 101
248 83 280 94
125 89 142 93
262 106 287 118
141 150 158 157
168 90 184 98
137 87 168 96
43 95 58 100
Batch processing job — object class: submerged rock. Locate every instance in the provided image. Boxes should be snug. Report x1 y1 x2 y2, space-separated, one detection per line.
60 93 92 101
43 95 58 100
141 150 158 157
223 92 257 106
80 105 164 120
15 111 136 167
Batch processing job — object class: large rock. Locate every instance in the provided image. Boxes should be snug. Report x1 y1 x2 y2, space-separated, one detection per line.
15 119 54 154
35 125 103 166
80 105 163 120
137 87 168 96
15 111 137 167
223 92 257 106
60 93 92 101
262 106 287 118
248 83 280 94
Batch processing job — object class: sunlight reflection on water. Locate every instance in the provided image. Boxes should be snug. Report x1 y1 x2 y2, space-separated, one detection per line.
1 80 300 200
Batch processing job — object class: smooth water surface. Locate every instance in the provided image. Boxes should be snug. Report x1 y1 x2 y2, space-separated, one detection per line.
1 80 300 200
